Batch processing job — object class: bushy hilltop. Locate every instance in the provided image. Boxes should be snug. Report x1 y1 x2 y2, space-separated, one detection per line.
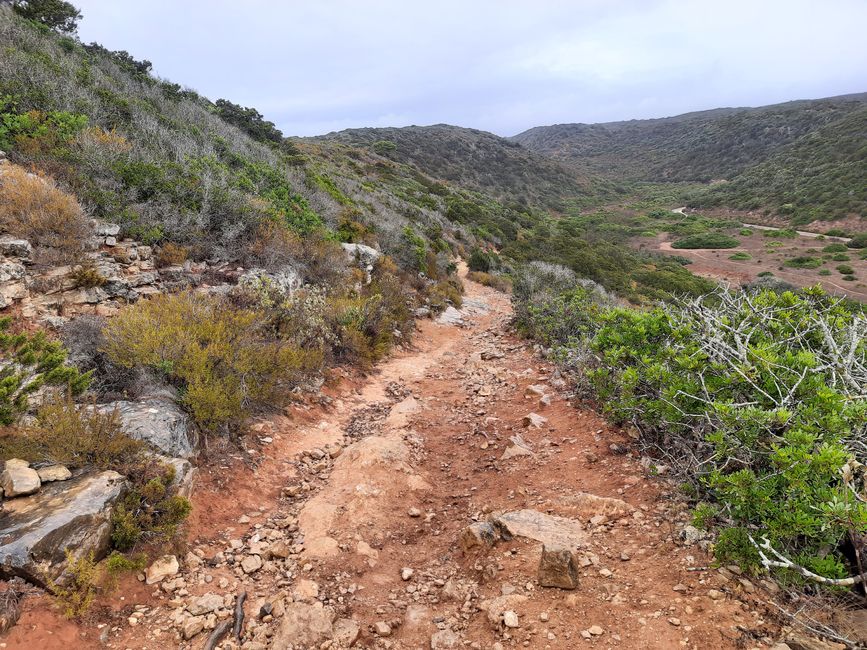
513 94 867 223
316 124 614 212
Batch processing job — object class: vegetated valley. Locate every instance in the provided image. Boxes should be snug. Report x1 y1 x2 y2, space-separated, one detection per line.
0 3 865 650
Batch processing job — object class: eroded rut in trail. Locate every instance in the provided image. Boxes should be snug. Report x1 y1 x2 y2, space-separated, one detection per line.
6 276 781 650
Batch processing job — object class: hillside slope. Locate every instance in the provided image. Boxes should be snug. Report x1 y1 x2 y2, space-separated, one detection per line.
688 106 867 224
0 6 710 303
512 94 867 181
316 124 611 211
513 94 867 222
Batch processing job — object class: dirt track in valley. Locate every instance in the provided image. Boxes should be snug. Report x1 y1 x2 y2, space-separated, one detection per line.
4 271 781 650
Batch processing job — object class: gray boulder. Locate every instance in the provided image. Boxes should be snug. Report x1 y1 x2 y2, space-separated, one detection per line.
0 470 127 585
341 242 380 268
0 260 25 283
0 237 32 260
100 399 195 458
237 267 302 297
95 222 121 237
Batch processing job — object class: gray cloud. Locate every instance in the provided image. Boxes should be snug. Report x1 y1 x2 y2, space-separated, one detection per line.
73 0 867 136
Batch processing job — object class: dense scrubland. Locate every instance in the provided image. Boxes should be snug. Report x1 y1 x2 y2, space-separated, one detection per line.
514 262 867 586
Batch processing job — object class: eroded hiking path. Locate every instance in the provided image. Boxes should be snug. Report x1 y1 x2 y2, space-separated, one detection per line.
8 276 777 649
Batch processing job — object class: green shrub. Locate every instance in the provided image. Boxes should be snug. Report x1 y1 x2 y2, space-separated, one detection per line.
823 243 848 253
48 550 97 619
111 461 191 551
728 252 751 261
739 228 753 236
372 140 397 155
763 228 797 239
671 233 740 249
514 281 867 581
784 256 822 269
847 233 867 249
468 248 492 272
836 264 855 275
0 394 142 468
102 292 322 433
0 318 90 425
831 253 851 262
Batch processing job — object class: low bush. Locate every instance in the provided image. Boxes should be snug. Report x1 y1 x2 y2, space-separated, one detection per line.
153 242 188 268
763 228 797 239
0 393 142 469
0 317 91 425
102 292 322 434
728 252 751 261
671 233 740 249
70 260 107 288
836 264 855 275
326 262 415 366
48 551 97 619
468 248 493 272
111 461 191 551
0 163 91 263
831 253 850 262
60 315 157 400
784 256 823 269
847 233 867 249
823 243 849 253
514 276 867 584
467 270 512 292
425 277 463 313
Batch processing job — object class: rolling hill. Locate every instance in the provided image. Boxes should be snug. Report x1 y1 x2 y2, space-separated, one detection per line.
316 124 609 212
513 94 867 222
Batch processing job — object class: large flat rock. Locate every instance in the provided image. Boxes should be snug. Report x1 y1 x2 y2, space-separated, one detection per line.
0 470 127 585
101 398 195 458
493 509 587 549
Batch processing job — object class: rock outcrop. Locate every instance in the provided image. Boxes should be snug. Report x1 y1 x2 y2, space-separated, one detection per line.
100 398 195 458
0 470 127 585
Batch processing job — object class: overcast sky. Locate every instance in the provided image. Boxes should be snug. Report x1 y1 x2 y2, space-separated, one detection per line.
73 0 867 138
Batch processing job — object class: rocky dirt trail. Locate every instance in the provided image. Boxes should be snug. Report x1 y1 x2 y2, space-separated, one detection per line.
4 274 783 650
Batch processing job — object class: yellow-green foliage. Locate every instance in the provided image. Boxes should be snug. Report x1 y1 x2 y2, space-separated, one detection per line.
111 462 191 551
467 270 512 292
70 260 107 288
102 292 322 433
0 393 143 469
426 277 464 312
325 259 414 366
48 550 97 619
